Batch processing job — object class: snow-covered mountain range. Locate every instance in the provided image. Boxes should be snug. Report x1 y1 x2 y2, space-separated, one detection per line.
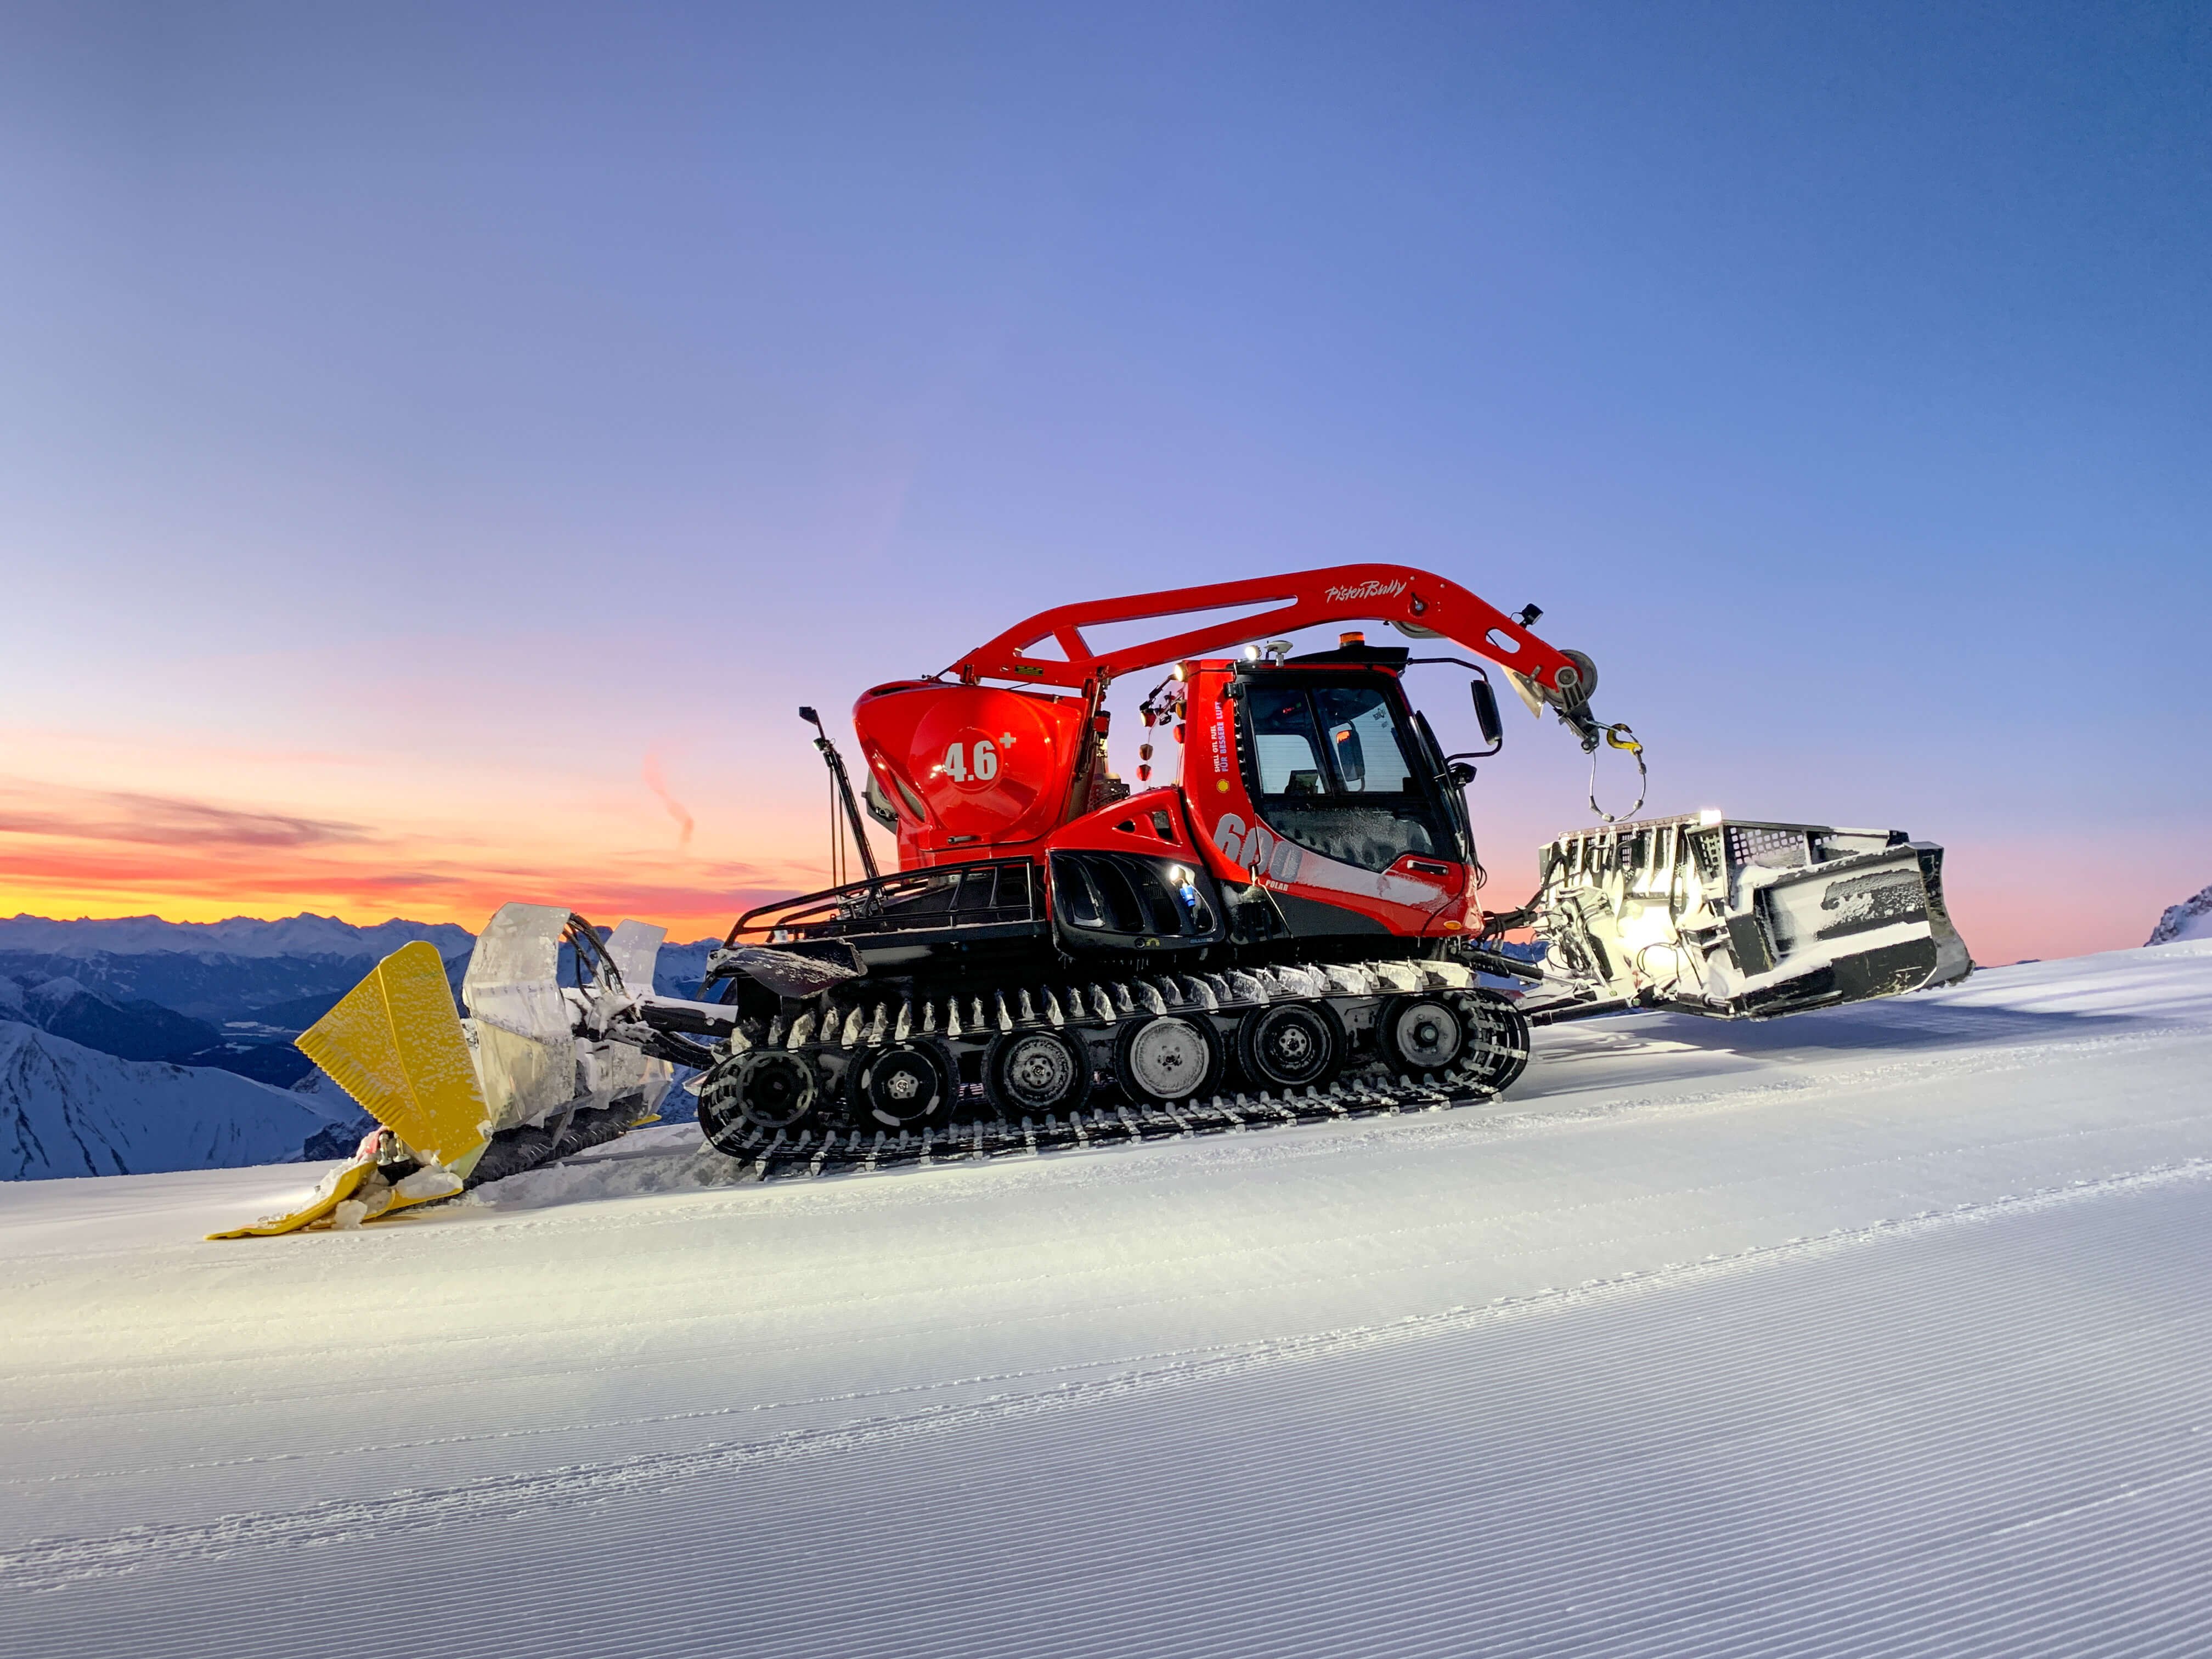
0 1020 359 1180
0 972 219 1060
0 912 475 1024
0 911 473 961
0 911 715 1023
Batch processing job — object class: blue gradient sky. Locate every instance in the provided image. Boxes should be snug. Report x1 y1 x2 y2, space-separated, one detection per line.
2 3 2207 962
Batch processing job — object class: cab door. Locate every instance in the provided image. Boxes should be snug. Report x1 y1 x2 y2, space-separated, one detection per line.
1186 665 1466 938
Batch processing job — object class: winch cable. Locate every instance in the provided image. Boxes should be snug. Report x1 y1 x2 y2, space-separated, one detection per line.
1588 723 1647 824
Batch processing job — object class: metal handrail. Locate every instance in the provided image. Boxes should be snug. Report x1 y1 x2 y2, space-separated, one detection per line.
726 857 1042 946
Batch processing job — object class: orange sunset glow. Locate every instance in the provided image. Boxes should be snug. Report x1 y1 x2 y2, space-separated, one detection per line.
0 731 856 939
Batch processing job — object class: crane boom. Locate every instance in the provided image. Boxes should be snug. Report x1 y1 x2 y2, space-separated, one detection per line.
951 562 1588 706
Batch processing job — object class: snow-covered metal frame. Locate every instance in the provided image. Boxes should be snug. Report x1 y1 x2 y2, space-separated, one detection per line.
1534 813 1972 1018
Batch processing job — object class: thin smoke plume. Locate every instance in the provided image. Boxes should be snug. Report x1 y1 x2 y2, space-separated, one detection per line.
641 753 695 848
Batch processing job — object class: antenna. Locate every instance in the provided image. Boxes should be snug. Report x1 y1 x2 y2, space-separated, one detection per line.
800 707 881 885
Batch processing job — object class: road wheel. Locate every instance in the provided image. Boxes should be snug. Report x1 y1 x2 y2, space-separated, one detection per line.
848 1041 953 1130
985 1028 1091 1117
699 1049 817 1150
1235 1001 1340 1091
1377 995 1469 1076
1115 1014 1220 1105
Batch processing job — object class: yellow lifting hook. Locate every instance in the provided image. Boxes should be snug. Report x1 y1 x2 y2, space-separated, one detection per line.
1589 722 1648 824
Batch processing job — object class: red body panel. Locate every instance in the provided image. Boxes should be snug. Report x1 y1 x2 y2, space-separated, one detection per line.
852 681 1093 867
1043 787 1206 860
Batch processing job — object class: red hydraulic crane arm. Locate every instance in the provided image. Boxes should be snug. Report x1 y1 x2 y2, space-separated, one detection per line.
951 562 1589 703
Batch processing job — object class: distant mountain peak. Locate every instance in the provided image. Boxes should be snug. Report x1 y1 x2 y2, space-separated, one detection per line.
2148 885 2212 947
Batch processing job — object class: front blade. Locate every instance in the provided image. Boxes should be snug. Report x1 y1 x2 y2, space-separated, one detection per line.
206 1159 375 1239
295 940 492 1166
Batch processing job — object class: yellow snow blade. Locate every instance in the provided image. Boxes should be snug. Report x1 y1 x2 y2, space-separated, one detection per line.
207 1158 374 1239
294 940 492 1171
207 1158 466 1239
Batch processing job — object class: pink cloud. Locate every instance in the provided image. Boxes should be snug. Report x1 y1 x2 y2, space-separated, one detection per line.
0 780 373 849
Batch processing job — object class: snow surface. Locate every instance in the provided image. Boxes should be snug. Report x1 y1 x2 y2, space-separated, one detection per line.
3 943 2210 1657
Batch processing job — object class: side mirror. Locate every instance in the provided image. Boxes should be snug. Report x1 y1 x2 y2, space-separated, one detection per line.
1470 678 1504 748
1329 722 1365 789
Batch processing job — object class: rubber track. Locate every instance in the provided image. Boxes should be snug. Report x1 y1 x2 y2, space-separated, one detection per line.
703 964 1530 1181
708 1073 1487 1183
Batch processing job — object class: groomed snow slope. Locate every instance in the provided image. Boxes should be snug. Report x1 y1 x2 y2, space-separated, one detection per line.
4 944 2210 1657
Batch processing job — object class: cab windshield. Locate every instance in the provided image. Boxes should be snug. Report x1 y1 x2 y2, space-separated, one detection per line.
1238 677 1459 872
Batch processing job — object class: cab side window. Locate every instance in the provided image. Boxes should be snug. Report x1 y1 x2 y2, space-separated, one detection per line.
1249 689 1328 797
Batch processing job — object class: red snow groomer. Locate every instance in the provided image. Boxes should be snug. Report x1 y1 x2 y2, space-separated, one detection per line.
247 563 1970 1226
653 564 1970 1166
